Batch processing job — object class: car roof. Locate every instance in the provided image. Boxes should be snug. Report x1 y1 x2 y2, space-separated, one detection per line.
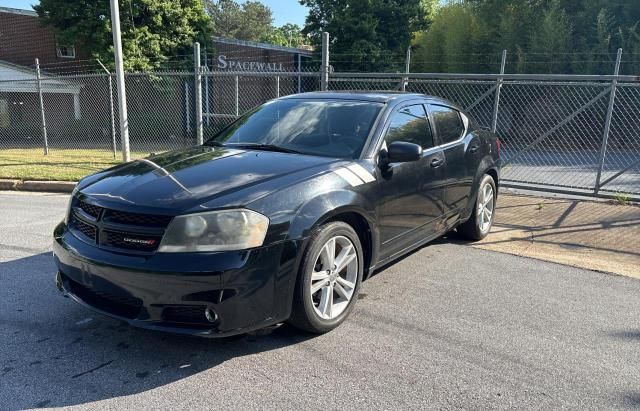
281 91 455 106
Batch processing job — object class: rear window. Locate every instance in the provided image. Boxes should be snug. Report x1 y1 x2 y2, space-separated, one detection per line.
384 105 434 149
429 105 465 144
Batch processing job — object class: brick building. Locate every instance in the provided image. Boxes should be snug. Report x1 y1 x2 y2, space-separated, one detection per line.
0 6 86 68
209 37 313 73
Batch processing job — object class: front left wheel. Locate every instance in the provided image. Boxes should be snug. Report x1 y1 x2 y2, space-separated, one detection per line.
288 221 363 334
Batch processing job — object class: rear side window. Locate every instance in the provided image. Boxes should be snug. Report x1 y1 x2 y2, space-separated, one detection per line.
429 105 465 144
384 105 434 149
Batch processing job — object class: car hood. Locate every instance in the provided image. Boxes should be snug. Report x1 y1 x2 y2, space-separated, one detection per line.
79 146 340 212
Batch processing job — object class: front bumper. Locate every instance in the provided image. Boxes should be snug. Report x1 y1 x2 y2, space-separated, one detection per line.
53 222 301 337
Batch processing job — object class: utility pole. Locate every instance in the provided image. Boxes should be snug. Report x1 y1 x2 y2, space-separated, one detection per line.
110 0 130 162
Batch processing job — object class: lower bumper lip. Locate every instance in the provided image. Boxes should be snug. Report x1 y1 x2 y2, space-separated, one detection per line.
56 272 219 336
53 222 301 337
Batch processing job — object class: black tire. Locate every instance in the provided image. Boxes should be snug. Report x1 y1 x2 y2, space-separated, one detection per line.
288 221 363 334
457 174 497 241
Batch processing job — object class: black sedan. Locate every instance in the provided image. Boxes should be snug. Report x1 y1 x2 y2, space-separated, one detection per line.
53 92 501 337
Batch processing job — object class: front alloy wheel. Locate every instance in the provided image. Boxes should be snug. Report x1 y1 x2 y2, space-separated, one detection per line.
310 235 358 320
289 221 363 333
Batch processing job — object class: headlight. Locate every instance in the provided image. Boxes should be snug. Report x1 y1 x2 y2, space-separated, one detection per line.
158 209 269 253
63 185 79 225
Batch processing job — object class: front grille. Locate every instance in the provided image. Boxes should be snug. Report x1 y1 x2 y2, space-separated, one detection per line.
104 210 173 227
103 230 162 251
70 215 97 242
66 276 142 319
162 305 209 325
78 200 102 218
68 196 173 253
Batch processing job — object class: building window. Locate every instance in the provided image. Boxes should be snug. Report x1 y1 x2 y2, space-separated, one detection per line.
56 45 76 59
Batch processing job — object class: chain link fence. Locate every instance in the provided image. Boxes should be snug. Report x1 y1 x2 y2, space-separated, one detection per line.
0 63 638 200
327 72 640 199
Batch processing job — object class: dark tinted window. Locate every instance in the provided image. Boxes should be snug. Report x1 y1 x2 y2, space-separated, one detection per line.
429 105 464 144
207 99 382 159
384 105 434 149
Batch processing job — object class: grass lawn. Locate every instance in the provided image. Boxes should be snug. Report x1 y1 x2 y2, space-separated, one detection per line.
0 149 147 182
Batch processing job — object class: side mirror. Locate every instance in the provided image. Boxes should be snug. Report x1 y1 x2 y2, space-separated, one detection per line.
386 141 423 163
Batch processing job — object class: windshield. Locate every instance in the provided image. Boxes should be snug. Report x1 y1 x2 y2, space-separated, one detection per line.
205 99 383 159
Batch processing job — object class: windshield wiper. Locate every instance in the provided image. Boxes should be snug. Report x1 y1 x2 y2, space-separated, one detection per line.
223 143 303 154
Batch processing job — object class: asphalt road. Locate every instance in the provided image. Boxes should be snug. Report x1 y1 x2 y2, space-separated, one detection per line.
1 191 640 410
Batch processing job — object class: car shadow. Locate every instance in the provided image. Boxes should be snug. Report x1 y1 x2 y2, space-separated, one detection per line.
0 252 315 409
478 196 640 258
607 329 640 341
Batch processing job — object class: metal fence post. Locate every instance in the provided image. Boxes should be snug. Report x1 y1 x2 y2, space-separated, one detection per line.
34 58 48 155
97 60 117 158
184 81 191 135
194 42 203 145
401 46 411 92
276 76 280 98
321 32 330 91
235 75 239 117
594 48 623 194
491 50 507 133
297 54 302 93
204 50 210 126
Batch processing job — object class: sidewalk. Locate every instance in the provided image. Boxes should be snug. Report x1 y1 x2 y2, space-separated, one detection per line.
474 193 640 279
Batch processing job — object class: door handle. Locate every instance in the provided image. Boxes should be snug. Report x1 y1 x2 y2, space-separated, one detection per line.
469 144 479 153
430 158 444 168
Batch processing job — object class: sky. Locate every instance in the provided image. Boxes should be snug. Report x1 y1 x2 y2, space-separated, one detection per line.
0 0 309 26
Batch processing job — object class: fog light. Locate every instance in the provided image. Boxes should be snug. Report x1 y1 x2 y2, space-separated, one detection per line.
204 308 218 323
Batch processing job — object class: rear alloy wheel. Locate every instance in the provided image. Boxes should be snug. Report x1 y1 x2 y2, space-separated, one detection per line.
458 174 497 241
289 222 363 333
477 182 495 233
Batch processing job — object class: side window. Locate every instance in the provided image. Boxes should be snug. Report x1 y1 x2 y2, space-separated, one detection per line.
429 105 465 144
384 104 434 150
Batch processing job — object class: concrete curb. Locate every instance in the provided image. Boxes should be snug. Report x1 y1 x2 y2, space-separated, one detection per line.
0 179 76 193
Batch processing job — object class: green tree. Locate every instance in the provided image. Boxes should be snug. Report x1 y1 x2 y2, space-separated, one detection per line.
301 0 427 72
35 0 211 72
263 24 306 48
206 0 273 42
527 0 573 73
411 3 486 73
417 0 640 75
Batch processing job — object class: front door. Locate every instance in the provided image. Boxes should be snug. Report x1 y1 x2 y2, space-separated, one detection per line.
375 104 446 260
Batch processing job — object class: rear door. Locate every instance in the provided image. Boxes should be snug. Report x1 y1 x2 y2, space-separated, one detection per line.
376 104 446 259
427 104 478 220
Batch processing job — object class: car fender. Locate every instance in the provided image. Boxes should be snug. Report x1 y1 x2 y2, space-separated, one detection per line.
270 189 378 320
287 188 377 242
463 155 500 220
